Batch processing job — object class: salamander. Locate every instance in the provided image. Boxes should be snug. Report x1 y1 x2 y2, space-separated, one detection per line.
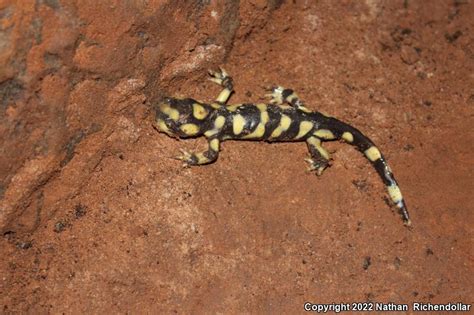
154 68 411 225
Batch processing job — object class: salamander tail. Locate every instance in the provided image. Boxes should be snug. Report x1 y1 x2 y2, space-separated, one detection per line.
327 118 411 225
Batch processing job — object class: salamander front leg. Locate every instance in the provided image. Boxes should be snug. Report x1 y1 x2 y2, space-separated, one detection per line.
175 138 220 166
305 136 331 176
208 67 234 104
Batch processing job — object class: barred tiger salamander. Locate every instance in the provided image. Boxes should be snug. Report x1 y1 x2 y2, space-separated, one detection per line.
155 68 411 225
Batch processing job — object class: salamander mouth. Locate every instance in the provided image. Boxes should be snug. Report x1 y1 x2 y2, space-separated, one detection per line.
153 99 179 137
154 106 178 138
155 118 177 137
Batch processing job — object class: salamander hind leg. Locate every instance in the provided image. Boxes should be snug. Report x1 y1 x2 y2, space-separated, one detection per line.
208 67 234 104
175 138 220 166
266 86 311 112
266 86 285 105
305 136 331 176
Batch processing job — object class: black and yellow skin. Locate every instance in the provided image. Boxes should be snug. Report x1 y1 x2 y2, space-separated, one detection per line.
155 68 411 225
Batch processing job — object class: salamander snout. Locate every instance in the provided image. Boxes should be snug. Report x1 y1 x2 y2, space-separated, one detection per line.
154 98 205 138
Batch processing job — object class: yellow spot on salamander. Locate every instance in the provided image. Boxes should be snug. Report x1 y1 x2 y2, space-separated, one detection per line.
258 105 269 124
180 123 199 136
365 146 382 162
233 114 246 135
342 132 354 143
204 115 226 137
159 104 179 121
227 104 241 112
270 115 292 138
295 121 314 139
307 136 321 147
239 104 269 139
256 103 267 112
216 89 231 103
192 103 208 120
214 115 226 129
210 103 222 109
243 124 265 139
286 93 300 105
287 93 297 102
314 129 335 140
209 139 219 152
388 184 403 203
299 106 311 113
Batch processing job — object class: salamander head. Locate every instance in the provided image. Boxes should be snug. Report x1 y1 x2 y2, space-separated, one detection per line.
154 97 213 138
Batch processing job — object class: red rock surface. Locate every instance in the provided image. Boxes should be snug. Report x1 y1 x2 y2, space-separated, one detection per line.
1 0 473 313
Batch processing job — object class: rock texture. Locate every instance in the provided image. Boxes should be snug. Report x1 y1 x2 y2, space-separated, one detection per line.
1 0 473 313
